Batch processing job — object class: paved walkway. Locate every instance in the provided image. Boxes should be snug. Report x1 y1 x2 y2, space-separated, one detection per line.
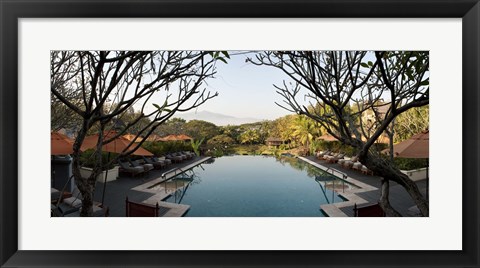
93 156 211 217
303 156 427 217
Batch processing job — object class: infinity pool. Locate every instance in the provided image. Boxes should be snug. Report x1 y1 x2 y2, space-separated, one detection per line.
163 155 357 217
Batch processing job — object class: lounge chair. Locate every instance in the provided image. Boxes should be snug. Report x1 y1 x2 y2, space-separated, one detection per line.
53 190 109 217
130 159 154 173
181 151 194 159
155 156 172 166
323 152 338 161
316 150 330 159
326 153 345 163
184 151 196 158
353 203 385 217
166 153 182 163
341 156 359 169
143 156 165 170
361 165 374 175
173 152 187 160
352 162 363 171
51 188 72 204
118 160 144 177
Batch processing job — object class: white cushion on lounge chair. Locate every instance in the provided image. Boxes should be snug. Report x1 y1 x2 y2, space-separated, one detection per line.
352 162 363 169
361 165 370 172
343 160 354 168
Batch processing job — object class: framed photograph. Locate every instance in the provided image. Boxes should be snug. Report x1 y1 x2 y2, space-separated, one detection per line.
1 0 478 267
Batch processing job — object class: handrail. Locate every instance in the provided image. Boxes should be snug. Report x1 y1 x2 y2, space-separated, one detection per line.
161 166 186 180
325 167 348 180
162 167 193 195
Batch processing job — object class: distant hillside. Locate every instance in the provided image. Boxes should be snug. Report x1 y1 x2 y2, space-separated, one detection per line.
175 111 263 126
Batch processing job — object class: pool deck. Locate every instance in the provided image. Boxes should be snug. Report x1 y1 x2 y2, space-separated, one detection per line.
301 156 427 217
93 156 212 217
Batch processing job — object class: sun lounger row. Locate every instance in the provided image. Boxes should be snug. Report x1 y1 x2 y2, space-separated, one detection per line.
165 151 195 163
316 150 373 175
316 151 346 163
338 156 373 175
117 151 195 177
118 156 170 177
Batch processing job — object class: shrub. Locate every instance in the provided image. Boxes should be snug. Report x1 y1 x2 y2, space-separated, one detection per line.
142 141 192 156
207 134 235 146
79 149 118 170
394 158 428 170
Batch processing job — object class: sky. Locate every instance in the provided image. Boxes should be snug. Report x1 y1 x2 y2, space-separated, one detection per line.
183 51 293 120
131 51 294 121
132 51 412 122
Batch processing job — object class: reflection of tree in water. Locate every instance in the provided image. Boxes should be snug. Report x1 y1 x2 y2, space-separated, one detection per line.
275 156 325 177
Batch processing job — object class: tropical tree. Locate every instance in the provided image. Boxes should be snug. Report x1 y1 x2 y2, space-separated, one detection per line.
394 106 429 143
239 129 260 145
221 125 242 142
183 120 220 141
155 118 187 136
250 51 429 216
291 115 321 155
51 50 226 216
269 114 296 146
190 137 205 156
207 134 235 146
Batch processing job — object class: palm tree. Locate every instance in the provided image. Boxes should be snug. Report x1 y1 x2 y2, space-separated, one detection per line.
291 115 321 155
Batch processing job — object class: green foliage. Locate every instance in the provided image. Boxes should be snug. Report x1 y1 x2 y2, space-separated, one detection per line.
155 118 187 136
79 149 118 170
220 125 242 142
394 105 429 143
291 115 321 152
183 120 220 141
394 158 428 170
239 129 260 144
207 134 235 146
190 138 205 156
208 51 230 64
142 141 192 156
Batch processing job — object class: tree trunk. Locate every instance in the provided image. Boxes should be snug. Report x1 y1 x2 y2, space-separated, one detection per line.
378 179 402 216
79 184 94 216
360 153 429 216
71 124 96 217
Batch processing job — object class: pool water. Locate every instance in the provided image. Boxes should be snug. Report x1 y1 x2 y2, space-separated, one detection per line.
164 155 357 217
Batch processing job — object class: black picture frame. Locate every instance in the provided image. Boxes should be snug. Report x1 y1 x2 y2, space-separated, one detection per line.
1 0 478 267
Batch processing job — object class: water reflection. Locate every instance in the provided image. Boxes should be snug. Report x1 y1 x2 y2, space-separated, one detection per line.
275 156 358 194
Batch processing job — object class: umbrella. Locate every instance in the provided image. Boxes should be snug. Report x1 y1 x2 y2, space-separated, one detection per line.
390 130 429 199
146 134 162 142
391 130 429 158
122 134 143 143
81 131 153 156
51 132 74 155
81 131 153 205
